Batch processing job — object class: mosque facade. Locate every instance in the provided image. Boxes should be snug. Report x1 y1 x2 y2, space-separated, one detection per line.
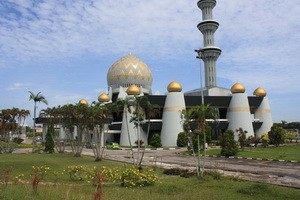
99 0 273 146
38 0 273 147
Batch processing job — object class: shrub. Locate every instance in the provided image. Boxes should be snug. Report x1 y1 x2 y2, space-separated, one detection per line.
150 134 162 148
44 126 55 153
0 141 16 153
268 125 286 147
67 165 89 181
31 165 50 193
120 167 158 187
285 131 297 143
219 130 238 156
236 128 247 150
134 140 144 148
12 137 24 144
177 132 187 147
163 168 188 176
261 133 269 148
204 170 222 180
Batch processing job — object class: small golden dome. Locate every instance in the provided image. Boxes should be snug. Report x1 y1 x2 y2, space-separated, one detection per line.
253 87 267 97
79 99 88 105
98 93 110 103
231 82 245 93
167 81 182 92
126 84 141 95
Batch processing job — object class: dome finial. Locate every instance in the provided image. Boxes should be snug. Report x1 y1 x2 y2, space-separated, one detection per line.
167 81 182 92
127 84 141 95
253 87 267 97
98 93 110 103
79 99 88 105
231 82 245 93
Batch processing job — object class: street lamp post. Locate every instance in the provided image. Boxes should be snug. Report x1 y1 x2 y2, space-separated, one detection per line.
195 49 206 175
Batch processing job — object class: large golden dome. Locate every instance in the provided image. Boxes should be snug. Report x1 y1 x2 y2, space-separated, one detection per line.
98 93 110 103
126 84 141 95
231 83 245 93
79 99 88 105
107 53 153 93
167 81 182 92
253 87 267 97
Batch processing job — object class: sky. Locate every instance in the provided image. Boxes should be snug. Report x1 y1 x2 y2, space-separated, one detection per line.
0 0 299 125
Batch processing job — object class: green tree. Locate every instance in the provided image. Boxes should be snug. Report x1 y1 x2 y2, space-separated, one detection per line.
268 125 286 147
236 128 247 150
182 105 218 177
44 125 55 153
219 130 238 156
90 101 116 161
177 132 187 147
150 133 162 148
28 91 48 152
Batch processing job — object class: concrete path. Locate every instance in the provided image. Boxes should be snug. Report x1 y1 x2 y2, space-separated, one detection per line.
85 148 300 189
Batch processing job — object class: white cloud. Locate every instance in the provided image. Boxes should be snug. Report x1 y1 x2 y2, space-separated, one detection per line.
6 82 29 91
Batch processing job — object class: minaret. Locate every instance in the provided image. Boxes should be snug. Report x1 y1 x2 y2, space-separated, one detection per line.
196 0 222 87
227 83 254 141
161 81 186 146
253 87 273 138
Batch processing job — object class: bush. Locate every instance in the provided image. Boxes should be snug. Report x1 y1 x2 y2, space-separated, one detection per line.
0 141 16 153
261 133 269 148
150 134 162 148
204 170 222 180
268 125 285 147
177 132 187 147
44 126 55 153
219 130 238 156
285 131 297 142
236 128 247 150
134 140 144 148
246 136 260 147
163 168 188 175
26 132 43 138
13 137 24 144
121 167 158 187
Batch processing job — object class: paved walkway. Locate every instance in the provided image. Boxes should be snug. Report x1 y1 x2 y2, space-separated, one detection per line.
86 148 300 189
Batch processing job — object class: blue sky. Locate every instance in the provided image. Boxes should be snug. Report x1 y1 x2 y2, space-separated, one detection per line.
0 0 299 124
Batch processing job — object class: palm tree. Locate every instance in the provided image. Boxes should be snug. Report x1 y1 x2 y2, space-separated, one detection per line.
136 96 160 167
28 91 48 152
182 104 218 176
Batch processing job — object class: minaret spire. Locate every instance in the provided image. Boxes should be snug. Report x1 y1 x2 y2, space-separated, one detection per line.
196 0 222 87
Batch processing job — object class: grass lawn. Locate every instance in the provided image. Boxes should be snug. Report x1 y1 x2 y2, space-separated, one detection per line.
204 144 300 161
0 153 300 199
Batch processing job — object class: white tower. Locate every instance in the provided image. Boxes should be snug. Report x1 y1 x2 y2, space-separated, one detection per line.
253 87 273 137
196 0 222 87
227 83 254 140
161 82 186 146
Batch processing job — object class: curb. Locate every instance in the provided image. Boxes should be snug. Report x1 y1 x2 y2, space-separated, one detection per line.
204 154 299 163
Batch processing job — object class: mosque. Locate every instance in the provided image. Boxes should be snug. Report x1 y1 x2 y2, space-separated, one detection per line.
96 0 273 146
38 0 273 147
